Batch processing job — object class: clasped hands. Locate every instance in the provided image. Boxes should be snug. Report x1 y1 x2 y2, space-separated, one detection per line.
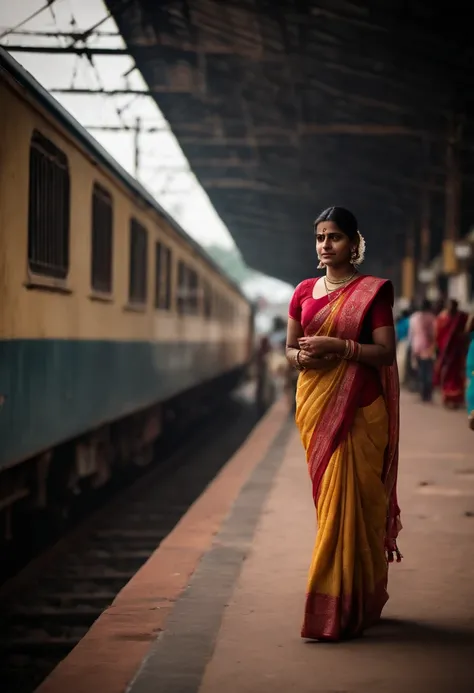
297 335 340 369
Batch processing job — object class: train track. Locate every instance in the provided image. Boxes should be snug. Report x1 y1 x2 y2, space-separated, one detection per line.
0 389 261 693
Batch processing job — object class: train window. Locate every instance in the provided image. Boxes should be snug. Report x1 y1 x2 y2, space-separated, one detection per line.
177 261 200 315
203 282 212 319
188 269 199 314
177 260 186 314
91 183 113 293
155 242 172 310
28 130 70 279
129 218 148 304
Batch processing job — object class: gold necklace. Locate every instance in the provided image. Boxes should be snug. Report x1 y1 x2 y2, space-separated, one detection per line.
323 278 340 295
325 270 357 286
323 272 357 300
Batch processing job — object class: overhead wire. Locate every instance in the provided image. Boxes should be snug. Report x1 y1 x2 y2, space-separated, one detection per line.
3 0 193 200
0 1 57 41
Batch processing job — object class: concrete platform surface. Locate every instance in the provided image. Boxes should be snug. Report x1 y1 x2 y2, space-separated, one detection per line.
129 392 474 693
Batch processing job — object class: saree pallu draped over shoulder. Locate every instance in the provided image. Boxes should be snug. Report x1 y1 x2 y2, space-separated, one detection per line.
295 276 401 641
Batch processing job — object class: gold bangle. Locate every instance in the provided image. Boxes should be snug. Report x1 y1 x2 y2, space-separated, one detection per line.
295 349 305 371
342 340 360 361
343 339 355 360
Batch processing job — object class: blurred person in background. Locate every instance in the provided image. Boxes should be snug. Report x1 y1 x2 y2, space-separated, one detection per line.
432 296 446 316
465 313 474 430
268 336 288 397
255 335 274 414
408 299 436 403
395 308 412 385
434 299 469 409
279 337 298 412
396 309 411 342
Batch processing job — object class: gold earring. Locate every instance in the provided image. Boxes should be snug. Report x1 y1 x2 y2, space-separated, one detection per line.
317 258 324 269
351 247 358 263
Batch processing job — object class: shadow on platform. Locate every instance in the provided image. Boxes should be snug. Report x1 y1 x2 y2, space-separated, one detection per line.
366 617 474 647
303 618 474 648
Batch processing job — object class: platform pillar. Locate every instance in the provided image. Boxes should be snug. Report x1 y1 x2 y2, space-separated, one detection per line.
442 116 463 276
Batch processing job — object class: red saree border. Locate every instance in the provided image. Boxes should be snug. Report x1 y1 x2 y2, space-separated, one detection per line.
301 577 389 641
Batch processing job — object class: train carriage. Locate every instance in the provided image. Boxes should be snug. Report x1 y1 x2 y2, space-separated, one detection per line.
0 48 253 530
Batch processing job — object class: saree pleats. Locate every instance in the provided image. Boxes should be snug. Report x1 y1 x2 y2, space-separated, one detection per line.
301 397 389 640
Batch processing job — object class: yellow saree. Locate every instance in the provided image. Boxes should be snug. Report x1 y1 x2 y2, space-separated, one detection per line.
296 276 401 641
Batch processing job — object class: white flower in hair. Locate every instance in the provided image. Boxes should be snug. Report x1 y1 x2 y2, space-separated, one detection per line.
353 230 366 266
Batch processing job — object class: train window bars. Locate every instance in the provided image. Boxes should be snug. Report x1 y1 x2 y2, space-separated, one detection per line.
91 183 113 294
154 242 172 310
177 261 200 315
129 218 148 304
28 130 70 279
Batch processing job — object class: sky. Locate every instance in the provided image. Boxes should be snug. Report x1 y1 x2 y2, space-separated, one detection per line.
0 0 294 302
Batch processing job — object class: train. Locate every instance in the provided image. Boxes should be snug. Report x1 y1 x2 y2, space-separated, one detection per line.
0 48 254 539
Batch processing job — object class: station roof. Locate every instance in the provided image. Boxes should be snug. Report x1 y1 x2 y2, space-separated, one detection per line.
105 0 474 286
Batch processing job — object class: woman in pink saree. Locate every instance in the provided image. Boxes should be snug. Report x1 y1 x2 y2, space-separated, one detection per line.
286 207 401 641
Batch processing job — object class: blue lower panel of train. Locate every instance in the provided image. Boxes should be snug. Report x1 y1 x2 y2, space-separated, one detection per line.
0 339 243 469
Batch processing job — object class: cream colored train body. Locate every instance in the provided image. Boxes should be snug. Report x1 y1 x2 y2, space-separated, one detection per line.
0 49 253 523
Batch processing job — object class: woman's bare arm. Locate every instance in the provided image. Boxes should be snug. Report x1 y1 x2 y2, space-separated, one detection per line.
286 317 303 368
329 327 396 368
357 326 396 367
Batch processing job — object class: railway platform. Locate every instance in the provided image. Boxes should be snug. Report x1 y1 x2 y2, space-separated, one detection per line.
36 392 474 693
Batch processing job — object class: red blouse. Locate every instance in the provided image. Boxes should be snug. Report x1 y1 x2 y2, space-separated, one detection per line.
288 278 394 407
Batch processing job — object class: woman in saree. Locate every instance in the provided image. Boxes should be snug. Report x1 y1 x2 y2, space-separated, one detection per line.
465 314 474 430
286 206 401 642
434 299 469 408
